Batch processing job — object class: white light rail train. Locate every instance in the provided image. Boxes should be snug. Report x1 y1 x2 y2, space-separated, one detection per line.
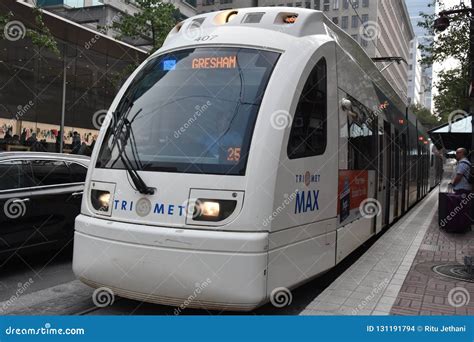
73 7 443 311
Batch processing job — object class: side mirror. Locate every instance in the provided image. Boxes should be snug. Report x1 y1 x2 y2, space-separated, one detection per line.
341 98 353 112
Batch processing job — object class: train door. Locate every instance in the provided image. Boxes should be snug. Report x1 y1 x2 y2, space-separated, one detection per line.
387 123 395 224
417 143 422 200
400 134 407 215
375 119 385 232
393 130 401 219
377 120 392 227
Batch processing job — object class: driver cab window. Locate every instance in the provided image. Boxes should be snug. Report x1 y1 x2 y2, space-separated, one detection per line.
287 58 327 159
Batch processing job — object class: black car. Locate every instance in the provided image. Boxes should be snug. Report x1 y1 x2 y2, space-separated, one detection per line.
0 152 90 257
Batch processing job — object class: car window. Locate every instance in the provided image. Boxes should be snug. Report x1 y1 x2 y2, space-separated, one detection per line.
31 160 71 186
68 162 88 183
0 161 35 191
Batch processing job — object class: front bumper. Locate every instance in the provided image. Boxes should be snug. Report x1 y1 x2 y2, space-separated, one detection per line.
72 215 269 311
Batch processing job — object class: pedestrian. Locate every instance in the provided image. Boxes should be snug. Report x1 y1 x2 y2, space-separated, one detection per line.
55 130 63 153
449 147 472 195
71 132 81 154
20 129 27 145
26 133 37 146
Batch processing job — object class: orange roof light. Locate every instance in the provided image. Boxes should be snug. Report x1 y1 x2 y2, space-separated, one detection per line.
226 11 238 23
284 15 298 24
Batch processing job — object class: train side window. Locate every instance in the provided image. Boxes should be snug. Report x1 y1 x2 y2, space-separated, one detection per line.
287 58 327 159
346 96 377 170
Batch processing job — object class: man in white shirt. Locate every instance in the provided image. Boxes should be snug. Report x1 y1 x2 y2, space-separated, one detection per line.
450 148 472 194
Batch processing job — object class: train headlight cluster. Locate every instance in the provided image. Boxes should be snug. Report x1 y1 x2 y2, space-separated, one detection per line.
91 190 112 216
193 199 237 222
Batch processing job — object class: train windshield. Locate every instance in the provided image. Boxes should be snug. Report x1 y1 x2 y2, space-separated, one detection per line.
96 47 280 175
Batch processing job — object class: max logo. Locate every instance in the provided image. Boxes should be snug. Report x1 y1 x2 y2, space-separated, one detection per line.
295 190 320 214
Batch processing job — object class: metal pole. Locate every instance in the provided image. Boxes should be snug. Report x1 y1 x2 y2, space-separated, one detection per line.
60 55 66 154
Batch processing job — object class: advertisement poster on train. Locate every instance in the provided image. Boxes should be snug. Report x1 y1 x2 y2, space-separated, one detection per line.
338 170 369 224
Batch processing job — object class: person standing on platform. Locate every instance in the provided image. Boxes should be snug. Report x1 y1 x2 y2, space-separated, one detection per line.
449 148 472 195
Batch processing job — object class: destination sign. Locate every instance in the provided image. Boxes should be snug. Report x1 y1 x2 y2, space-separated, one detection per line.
192 56 237 69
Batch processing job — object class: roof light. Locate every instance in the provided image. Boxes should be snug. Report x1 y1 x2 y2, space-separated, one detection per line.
214 10 238 25
284 15 298 24
226 11 238 23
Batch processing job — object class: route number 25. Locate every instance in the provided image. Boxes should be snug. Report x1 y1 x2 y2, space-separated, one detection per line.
227 147 241 162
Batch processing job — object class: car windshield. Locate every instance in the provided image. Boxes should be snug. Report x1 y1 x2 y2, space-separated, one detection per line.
96 47 280 175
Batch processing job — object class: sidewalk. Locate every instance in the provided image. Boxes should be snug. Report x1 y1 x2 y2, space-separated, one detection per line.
300 182 474 316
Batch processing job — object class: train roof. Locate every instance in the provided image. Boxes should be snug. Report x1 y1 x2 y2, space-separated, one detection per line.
163 7 422 133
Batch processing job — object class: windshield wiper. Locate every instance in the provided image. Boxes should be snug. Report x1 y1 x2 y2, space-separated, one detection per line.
109 100 155 195
116 116 156 195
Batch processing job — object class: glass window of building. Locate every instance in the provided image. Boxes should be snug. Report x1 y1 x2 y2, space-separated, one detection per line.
323 0 330 11
351 15 358 28
341 16 348 29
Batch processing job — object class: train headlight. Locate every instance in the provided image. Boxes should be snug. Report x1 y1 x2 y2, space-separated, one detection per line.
193 199 237 222
91 190 112 216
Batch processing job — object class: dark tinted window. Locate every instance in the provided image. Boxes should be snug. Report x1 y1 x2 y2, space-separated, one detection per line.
31 160 71 186
288 58 327 159
345 95 377 170
68 162 88 183
0 161 35 191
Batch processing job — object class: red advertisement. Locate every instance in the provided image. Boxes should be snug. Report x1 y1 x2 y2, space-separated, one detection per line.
338 170 369 221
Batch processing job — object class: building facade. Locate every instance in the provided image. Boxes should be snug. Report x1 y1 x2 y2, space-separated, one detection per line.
407 38 424 106
196 0 414 101
405 0 434 110
23 0 197 49
0 0 146 150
